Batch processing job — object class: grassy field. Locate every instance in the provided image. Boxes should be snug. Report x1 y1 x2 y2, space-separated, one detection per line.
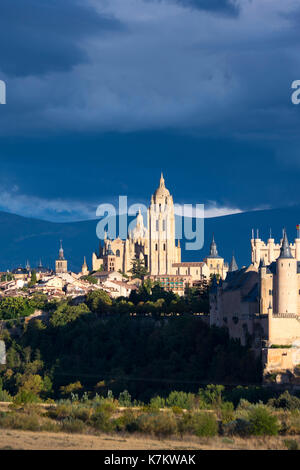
0 428 298 450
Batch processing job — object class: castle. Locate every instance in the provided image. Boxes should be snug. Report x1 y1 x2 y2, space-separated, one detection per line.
92 174 230 285
210 228 300 381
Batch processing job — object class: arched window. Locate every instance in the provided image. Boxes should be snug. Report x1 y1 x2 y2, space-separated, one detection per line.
116 249 120 257
163 243 166 251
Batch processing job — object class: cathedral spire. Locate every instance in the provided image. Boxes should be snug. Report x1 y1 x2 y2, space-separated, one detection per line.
209 234 218 257
160 172 165 187
59 240 65 260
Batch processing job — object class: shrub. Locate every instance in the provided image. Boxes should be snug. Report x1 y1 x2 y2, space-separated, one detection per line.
13 390 40 405
223 418 252 437
91 410 115 432
118 390 132 407
136 412 177 438
177 412 194 437
47 404 73 420
237 398 253 411
91 402 116 433
247 406 279 436
40 418 60 433
0 411 40 431
72 406 93 423
284 439 299 451
166 391 195 410
113 410 138 433
0 388 12 402
172 406 184 415
192 412 218 437
220 402 234 424
198 385 224 409
60 381 83 397
61 417 86 434
149 396 166 410
269 391 300 411
282 410 300 435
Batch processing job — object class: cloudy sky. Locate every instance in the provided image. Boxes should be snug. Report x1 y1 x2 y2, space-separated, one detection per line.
0 0 300 221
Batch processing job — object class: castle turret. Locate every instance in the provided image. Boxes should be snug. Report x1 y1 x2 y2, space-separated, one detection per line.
295 224 300 260
259 257 268 314
275 230 298 314
229 253 238 272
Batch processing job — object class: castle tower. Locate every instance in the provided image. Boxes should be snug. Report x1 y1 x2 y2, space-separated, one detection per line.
147 173 181 275
55 240 68 274
275 230 298 314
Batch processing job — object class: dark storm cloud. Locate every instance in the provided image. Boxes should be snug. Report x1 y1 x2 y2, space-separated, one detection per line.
146 0 240 15
0 0 123 77
1 0 300 220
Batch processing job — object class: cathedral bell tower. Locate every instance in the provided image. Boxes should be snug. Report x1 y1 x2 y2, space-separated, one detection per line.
55 240 68 274
147 173 181 275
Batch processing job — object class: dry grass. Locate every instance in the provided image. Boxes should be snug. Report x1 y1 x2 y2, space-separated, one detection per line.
0 429 297 450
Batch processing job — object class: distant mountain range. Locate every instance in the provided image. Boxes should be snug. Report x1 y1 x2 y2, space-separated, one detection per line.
0 205 300 272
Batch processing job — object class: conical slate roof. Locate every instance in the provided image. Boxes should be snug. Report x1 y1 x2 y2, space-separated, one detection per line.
279 230 293 259
206 234 222 259
229 254 238 272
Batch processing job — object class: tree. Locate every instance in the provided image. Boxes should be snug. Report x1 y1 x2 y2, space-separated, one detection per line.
0 297 35 320
28 269 37 287
80 275 98 285
86 290 112 314
1 273 14 282
129 258 149 281
60 381 83 396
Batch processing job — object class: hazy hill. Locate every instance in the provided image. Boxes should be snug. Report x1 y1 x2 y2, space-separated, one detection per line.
0 205 300 272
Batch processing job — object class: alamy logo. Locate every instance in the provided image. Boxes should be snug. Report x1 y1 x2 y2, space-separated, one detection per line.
0 80 6 104
95 196 204 251
291 80 300 105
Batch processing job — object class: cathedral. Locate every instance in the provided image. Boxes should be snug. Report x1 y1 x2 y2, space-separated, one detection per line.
92 174 230 283
92 173 181 276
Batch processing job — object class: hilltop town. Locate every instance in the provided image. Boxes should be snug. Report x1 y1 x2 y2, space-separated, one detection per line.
0 174 232 302
1 175 300 385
